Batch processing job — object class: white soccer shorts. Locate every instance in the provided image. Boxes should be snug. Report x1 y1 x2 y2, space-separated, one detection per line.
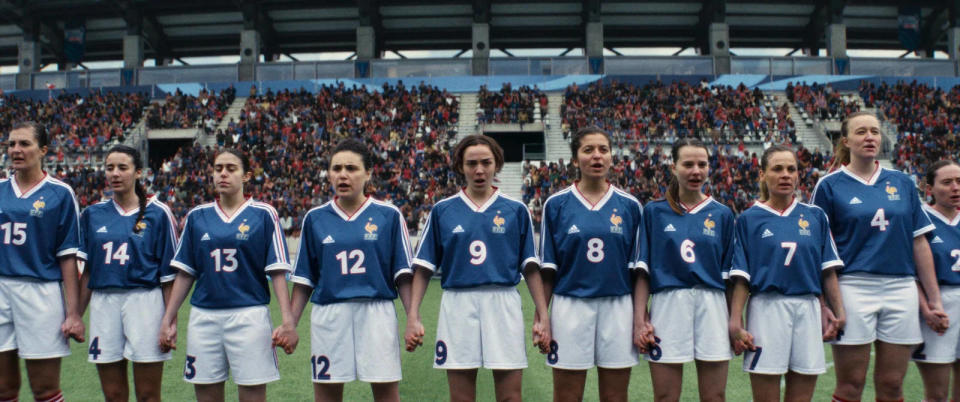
646 287 732 363
833 273 921 345
435 286 527 370
88 287 171 363
184 305 280 385
548 293 638 370
0 277 70 359
742 293 826 375
310 299 402 383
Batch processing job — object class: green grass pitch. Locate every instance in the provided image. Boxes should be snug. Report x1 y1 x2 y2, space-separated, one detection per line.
34 280 925 400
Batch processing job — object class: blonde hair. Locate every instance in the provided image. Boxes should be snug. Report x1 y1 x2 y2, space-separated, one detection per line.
830 111 878 171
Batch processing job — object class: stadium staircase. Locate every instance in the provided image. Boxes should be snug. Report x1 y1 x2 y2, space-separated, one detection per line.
201 96 247 148
498 162 525 201
544 92 570 162
457 93 478 139
780 93 833 153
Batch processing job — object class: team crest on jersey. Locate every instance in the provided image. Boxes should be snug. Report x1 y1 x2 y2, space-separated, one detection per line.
492 212 506 234
364 218 379 240
134 221 148 237
797 215 811 236
702 214 716 237
885 182 900 201
236 220 251 240
30 197 45 217
609 209 623 234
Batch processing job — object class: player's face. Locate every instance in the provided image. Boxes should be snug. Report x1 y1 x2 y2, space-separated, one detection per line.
574 133 611 181
673 146 709 193
105 152 140 197
843 114 882 161
462 144 496 193
213 153 250 197
931 164 960 210
762 151 799 198
6 127 46 173
328 150 370 200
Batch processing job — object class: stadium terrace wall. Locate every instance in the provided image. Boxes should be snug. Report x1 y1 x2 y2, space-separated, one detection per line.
9 74 960 102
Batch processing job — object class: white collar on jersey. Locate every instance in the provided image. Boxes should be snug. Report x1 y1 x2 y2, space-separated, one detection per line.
457 188 500 213
111 198 140 216
570 181 615 211
330 196 373 221
679 196 714 214
10 172 48 199
923 204 960 226
754 197 799 217
215 197 253 223
839 161 882 186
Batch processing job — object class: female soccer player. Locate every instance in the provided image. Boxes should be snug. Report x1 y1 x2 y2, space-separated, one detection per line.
404 134 550 402
537 127 640 402
289 139 413 402
78 145 178 402
812 111 946 402
633 139 734 401
158 149 298 402
727 145 846 401
912 160 960 402
0 121 84 402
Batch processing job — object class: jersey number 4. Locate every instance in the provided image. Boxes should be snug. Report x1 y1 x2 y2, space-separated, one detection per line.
870 209 890 232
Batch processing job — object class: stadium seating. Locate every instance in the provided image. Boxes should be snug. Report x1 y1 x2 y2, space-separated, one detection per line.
477 83 546 125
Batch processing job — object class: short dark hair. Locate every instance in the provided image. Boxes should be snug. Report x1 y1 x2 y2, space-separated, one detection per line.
569 126 611 159
451 134 504 175
331 138 374 170
216 148 251 173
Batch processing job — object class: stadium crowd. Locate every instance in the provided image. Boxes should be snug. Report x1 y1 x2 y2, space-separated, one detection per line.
786 81 860 121
147 87 235 133
562 80 797 146
476 83 547 124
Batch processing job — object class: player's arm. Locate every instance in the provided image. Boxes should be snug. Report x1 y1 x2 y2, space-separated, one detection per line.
821 267 845 340
727 276 753 355
918 282 948 335
78 264 92 317
59 255 85 342
396 272 413 314
158 271 195 352
404 265 431 352
523 261 551 353
269 271 298 354
914 235 948 331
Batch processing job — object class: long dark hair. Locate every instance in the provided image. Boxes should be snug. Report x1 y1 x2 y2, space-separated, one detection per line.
569 126 611 179
106 145 147 234
666 139 709 214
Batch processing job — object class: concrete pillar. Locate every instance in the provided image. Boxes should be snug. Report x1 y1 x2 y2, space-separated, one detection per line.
472 23 489 75
708 23 730 74
239 29 259 81
949 27 960 59
826 23 847 58
16 38 40 90
357 26 376 60
586 22 603 58
123 34 144 68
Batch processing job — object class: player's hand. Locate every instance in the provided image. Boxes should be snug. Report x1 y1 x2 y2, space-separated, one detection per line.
633 320 656 354
272 323 299 354
532 309 551 354
924 304 950 335
404 317 424 352
61 314 85 343
728 323 754 355
159 321 177 352
821 306 840 341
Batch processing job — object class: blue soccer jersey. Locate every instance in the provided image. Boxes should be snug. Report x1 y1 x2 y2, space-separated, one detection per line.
812 164 934 277
171 198 290 309
414 189 538 289
636 198 734 292
922 204 960 286
78 196 179 289
292 197 412 304
729 199 843 295
0 174 81 281
539 184 641 298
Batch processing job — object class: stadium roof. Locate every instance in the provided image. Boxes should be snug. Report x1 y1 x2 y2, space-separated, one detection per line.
0 0 955 67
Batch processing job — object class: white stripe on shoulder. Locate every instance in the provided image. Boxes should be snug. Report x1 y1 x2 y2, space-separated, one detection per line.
811 169 843 199
370 198 403 214
543 186 573 205
431 193 461 207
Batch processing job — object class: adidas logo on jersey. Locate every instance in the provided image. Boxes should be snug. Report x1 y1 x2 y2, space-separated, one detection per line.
664 224 676 232
96 226 108 233
452 225 465 233
568 225 580 234
762 229 774 238
932 236 945 244
322 235 335 244
849 197 862 205
201 233 211 241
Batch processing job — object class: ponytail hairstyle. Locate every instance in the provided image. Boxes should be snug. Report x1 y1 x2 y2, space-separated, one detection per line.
666 139 709 215
831 111 877 171
925 159 960 205
758 145 797 202
569 126 612 178
106 145 147 234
